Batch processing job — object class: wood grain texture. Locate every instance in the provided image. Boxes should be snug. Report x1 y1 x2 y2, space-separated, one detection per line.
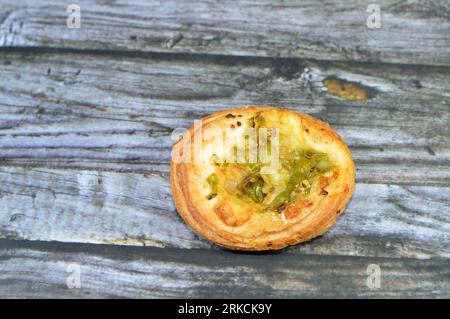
1 0 450 65
0 49 449 260
1 239 449 298
1 166 449 259
0 0 449 299
0 50 448 184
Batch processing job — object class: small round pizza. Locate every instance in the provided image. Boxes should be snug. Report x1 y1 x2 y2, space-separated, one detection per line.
171 106 355 251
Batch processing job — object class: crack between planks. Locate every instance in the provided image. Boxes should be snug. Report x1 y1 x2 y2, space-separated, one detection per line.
0 163 448 187
1 237 449 262
1 46 450 70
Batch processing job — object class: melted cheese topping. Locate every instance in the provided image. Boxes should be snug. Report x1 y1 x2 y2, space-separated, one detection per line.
205 109 334 214
171 106 355 250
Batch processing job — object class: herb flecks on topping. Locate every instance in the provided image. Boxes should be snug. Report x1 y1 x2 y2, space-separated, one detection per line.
270 150 331 210
206 173 219 200
207 135 333 210
207 193 217 200
242 173 266 203
248 117 256 128
207 149 332 209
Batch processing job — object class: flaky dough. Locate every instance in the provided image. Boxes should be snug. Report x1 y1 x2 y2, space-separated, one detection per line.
171 107 355 251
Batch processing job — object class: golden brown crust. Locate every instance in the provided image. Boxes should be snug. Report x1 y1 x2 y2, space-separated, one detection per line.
171 106 355 251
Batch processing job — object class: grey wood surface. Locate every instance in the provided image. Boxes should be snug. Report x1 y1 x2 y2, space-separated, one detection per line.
2 239 450 298
1 166 449 258
1 0 450 65
0 0 449 298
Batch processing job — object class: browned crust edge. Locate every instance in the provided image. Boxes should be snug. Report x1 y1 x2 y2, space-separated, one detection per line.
170 106 355 251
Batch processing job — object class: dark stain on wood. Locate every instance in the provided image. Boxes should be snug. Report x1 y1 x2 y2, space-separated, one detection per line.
271 59 304 81
166 34 184 48
412 79 423 89
425 146 436 156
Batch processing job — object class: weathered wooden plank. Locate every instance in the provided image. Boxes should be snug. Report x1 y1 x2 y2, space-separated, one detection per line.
0 239 449 298
1 0 450 66
2 149 450 186
0 50 449 257
0 166 449 259
0 50 448 185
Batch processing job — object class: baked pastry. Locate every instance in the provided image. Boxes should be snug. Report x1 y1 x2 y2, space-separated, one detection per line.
171 107 355 250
